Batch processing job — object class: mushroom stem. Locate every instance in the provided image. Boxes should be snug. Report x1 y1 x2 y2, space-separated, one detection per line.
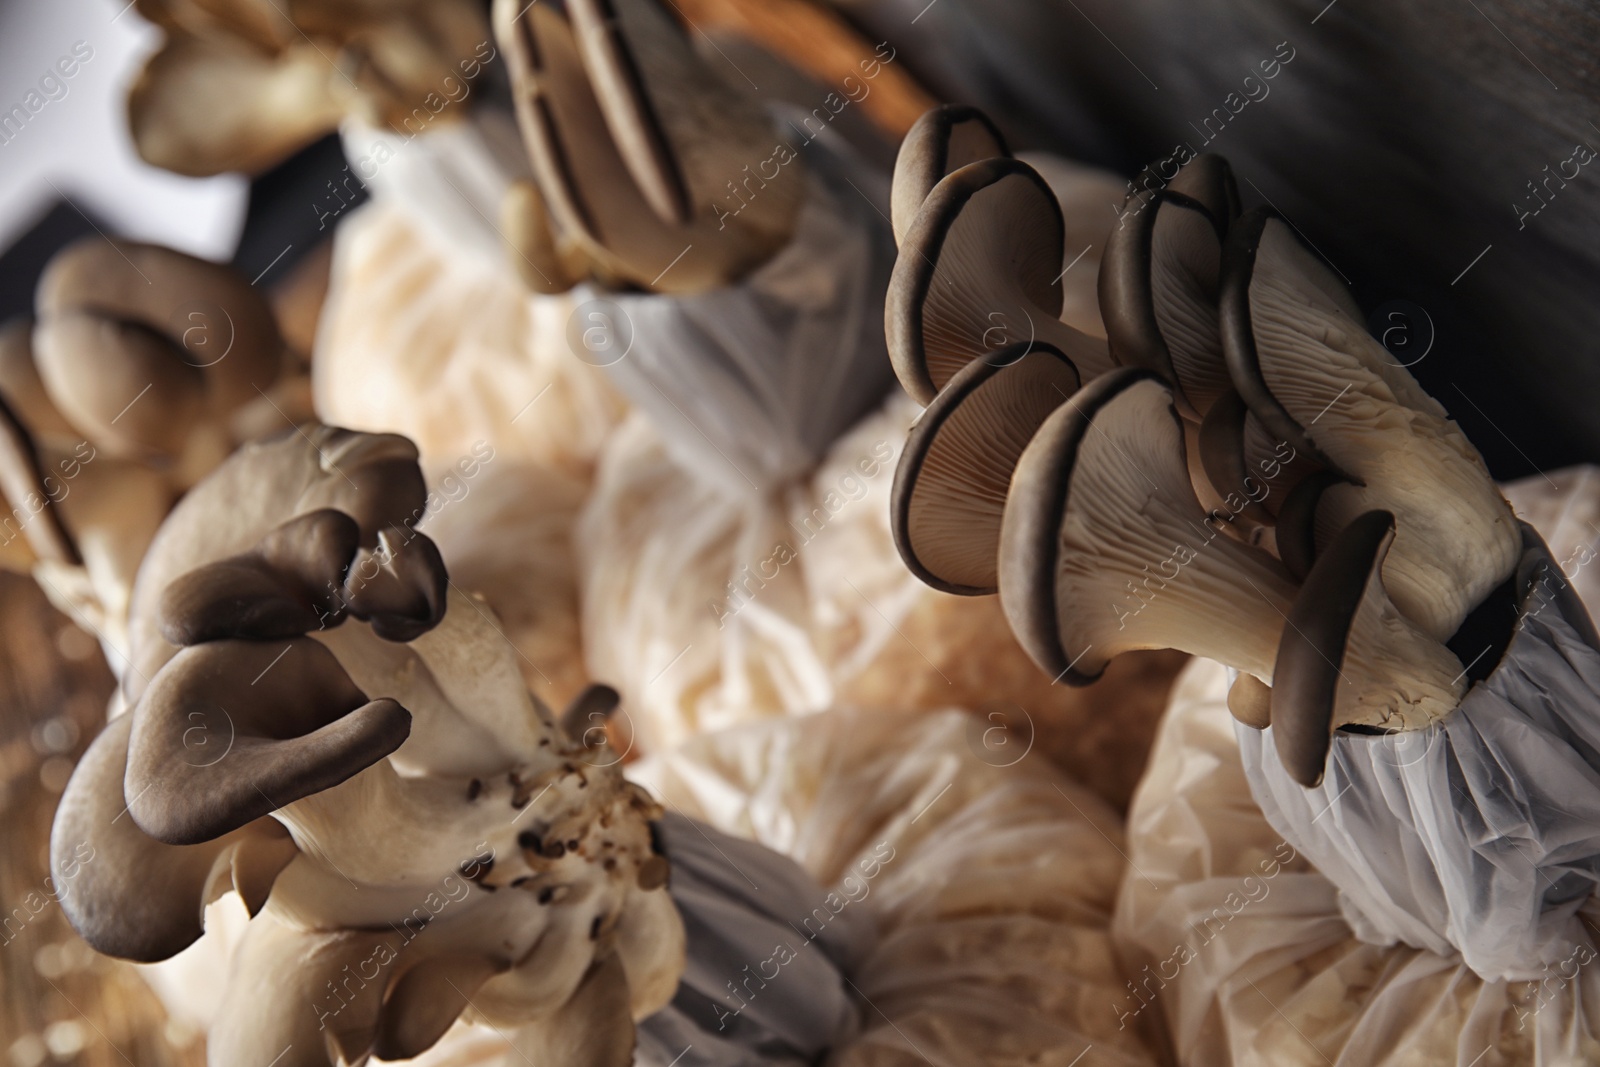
999 370 1298 685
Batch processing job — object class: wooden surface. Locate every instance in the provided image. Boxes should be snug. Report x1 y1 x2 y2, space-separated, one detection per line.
0 573 204 1067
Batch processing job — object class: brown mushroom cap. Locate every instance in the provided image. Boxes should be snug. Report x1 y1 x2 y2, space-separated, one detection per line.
1271 509 1464 786
124 426 429 701
891 341 1080 595
495 0 801 293
1164 152 1241 222
50 713 297 961
888 157 1112 404
0 391 80 567
891 104 1009 246
1100 190 1231 419
125 637 411 845
35 237 283 422
32 312 206 460
0 317 74 439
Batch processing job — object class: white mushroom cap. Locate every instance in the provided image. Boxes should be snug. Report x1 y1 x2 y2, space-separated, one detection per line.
1221 210 1520 639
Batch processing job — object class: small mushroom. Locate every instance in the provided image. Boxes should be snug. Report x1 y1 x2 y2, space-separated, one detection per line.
1271 510 1465 786
495 0 803 293
0 391 79 568
890 104 1009 246
1227 672 1273 729
1100 158 1237 419
887 157 1114 405
1220 209 1520 639
891 341 1080 594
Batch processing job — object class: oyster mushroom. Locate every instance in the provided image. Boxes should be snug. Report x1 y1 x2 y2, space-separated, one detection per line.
1271 509 1464 786
495 0 805 294
1221 209 1520 639
889 103 1009 245
53 425 686 1066
887 156 1114 405
32 237 283 482
127 0 493 177
995 370 1463 730
49 712 297 963
891 341 1080 595
1099 155 1239 419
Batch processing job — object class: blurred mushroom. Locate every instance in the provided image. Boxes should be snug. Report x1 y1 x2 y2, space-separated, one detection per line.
891 341 1079 595
995 370 1462 729
887 156 1114 405
33 237 283 481
1221 209 1520 639
127 0 493 176
495 0 804 293
1272 510 1465 786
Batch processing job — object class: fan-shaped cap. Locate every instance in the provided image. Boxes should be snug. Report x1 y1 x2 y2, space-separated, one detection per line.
50 713 297 961
889 157 1110 404
891 342 1079 595
891 104 1009 245
1100 188 1231 418
33 238 283 449
126 637 411 844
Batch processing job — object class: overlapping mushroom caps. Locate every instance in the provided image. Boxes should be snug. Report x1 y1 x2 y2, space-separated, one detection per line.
128 0 493 176
0 238 290 667
886 107 1117 404
51 425 684 1067
887 142 1526 787
494 0 805 294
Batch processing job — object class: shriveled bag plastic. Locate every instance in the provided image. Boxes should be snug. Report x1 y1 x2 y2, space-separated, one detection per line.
1238 522 1600 981
573 126 897 752
314 198 626 481
1113 476 1600 1067
1116 656 1600 1066
632 707 1158 1067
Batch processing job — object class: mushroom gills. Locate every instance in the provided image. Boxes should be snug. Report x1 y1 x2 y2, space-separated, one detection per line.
892 342 1080 595
997 370 1297 686
1271 510 1465 787
1222 210 1519 639
888 156 1111 404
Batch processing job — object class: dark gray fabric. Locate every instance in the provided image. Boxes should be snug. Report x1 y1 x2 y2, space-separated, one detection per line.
635 814 871 1067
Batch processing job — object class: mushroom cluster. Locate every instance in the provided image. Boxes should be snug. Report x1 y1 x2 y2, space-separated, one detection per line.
50 426 684 1066
128 0 493 177
0 237 296 672
494 0 805 295
888 109 1521 787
